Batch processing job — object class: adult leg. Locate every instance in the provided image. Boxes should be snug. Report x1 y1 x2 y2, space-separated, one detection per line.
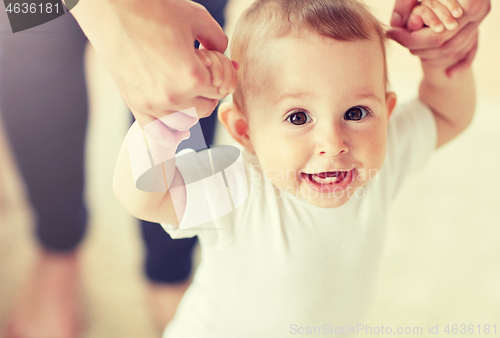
0 12 88 338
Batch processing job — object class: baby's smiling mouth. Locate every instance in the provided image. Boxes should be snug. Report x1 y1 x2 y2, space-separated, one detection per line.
300 169 353 185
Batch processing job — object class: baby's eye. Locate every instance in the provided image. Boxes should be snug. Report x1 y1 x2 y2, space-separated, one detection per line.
286 110 312 125
344 106 369 121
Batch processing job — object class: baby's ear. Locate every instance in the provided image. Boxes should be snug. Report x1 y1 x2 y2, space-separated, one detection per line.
218 102 254 153
385 91 397 120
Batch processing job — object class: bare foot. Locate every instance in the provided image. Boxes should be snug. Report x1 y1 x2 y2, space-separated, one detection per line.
146 280 191 333
4 249 83 338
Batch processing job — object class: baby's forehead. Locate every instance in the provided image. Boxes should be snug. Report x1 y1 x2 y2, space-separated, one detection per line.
230 0 388 112
240 34 386 109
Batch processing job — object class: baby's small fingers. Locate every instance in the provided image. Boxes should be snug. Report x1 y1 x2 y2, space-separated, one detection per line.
423 0 459 30
195 48 212 68
411 5 444 33
230 61 238 93
205 51 224 88
436 0 463 18
218 54 236 96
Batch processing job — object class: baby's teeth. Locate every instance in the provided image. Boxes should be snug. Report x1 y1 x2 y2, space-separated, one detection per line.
312 175 338 184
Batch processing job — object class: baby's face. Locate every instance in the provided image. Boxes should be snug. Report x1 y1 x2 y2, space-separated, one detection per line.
244 33 394 208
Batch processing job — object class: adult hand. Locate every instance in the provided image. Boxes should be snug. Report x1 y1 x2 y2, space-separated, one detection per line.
388 0 491 77
69 0 232 127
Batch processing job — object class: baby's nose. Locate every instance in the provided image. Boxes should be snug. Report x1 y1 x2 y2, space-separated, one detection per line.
315 124 348 156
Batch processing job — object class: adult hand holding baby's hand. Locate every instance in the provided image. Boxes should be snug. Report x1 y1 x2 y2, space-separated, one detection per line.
196 48 239 114
388 0 491 77
69 0 231 128
141 50 237 165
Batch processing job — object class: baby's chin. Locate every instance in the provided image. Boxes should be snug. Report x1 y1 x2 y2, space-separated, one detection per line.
300 191 354 208
275 180 358 208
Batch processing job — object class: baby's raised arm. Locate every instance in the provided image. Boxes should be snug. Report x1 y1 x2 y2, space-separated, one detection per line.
113 50 237 225
392 0 489 149
411 1 479 148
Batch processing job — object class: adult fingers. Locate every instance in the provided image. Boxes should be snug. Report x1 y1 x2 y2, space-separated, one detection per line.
191 97 220 119
460 0 491 22
192 3 228 53
391 0 419 27
387 25 459 50
409 22 478 59
407 13 424 32
418 30 476 68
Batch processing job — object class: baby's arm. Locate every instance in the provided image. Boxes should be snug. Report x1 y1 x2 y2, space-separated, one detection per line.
113 49 237 225
113 121 183 224
408 1 477 148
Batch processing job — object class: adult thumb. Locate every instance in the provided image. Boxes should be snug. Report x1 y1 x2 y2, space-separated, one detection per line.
194 8 228 53
391 0 419 28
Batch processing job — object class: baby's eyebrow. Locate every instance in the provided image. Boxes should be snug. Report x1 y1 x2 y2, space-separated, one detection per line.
354 92 382 104
272 91 382 106
274 91 314 105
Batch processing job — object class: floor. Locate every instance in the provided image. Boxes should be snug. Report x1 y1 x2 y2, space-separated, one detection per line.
0 1 499 337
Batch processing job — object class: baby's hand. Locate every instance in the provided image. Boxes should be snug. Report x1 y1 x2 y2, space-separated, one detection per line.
407 0 464 33
196 48 238 113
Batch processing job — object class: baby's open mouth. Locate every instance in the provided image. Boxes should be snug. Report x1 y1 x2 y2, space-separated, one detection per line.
302 171 349 185
300 169 355 193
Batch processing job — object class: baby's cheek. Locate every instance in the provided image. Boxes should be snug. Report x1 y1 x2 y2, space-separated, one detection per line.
368 139 387 172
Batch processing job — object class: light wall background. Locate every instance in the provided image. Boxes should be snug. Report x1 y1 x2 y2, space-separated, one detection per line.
0 0 499 337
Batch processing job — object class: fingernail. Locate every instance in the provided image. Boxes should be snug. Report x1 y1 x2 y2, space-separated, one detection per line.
433 23 444 33
447 20 458 30
452 7 463 18
391 12 402 27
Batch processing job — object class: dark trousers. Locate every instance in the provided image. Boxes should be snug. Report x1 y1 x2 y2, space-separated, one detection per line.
0 0 227 283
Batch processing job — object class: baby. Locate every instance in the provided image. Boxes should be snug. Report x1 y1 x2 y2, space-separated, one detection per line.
114 0 475 336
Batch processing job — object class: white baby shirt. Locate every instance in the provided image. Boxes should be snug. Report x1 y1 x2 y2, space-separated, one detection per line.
161 98 437 338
